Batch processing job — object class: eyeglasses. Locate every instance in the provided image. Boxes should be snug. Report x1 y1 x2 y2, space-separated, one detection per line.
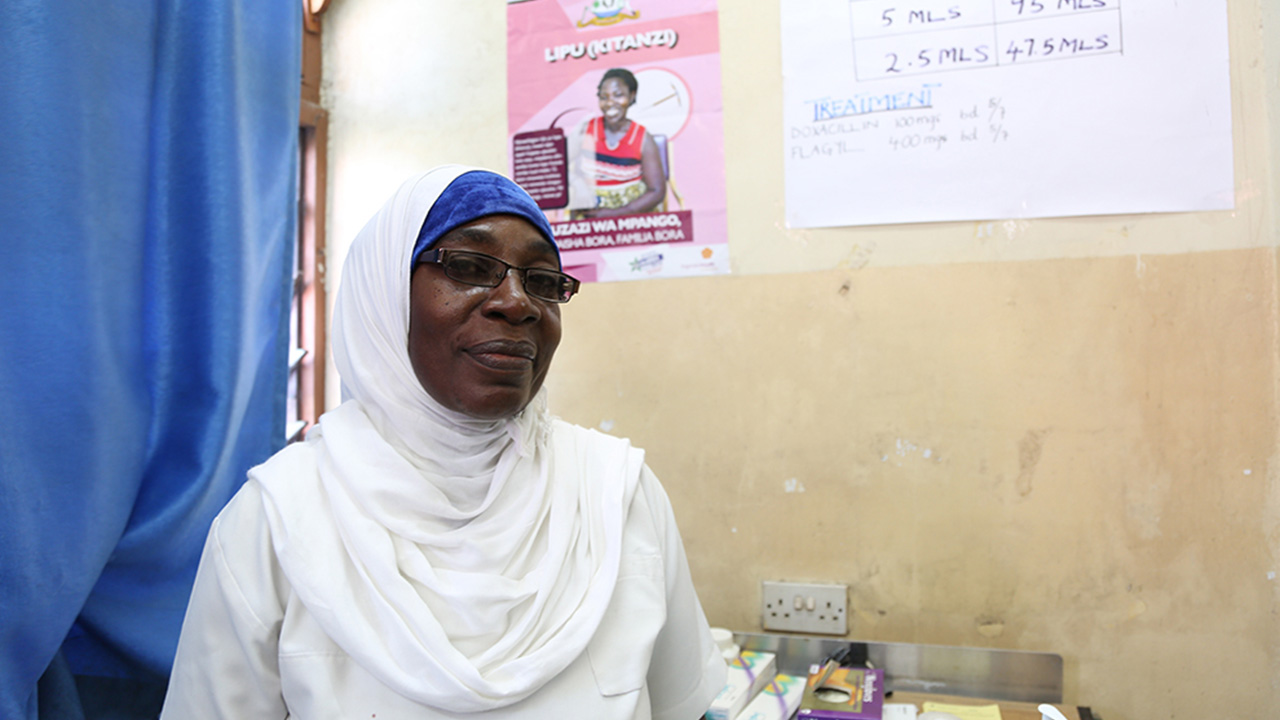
417 248 581 304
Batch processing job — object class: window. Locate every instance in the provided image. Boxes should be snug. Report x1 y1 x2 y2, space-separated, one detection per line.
287 3 328 443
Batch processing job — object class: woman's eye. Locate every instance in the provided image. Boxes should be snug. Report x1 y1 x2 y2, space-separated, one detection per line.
525 273 560 298
448 257 494 281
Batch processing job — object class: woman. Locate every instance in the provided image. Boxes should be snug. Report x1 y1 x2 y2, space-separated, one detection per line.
160 166 725 719
578 68 666 217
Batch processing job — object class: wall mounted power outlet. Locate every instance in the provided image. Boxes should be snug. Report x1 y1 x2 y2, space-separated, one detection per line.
761 581 848 635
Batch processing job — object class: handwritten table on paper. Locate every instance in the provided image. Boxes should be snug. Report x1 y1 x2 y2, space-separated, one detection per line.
780 0 1233 229
849 0 1123 80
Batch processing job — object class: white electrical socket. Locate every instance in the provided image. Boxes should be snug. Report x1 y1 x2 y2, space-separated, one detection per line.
761 581 848 635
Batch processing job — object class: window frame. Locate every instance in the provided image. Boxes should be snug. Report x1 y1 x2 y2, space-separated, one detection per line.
287 5 328 443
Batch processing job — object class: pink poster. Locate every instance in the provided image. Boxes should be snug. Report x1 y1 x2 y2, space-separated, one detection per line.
507 0 729 283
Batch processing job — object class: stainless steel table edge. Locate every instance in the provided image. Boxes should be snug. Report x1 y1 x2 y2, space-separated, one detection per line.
735 631 1064 705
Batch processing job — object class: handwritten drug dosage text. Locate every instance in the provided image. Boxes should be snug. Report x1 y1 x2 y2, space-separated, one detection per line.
848 0 1122 80
881 96 1011 152
788 88 1012 162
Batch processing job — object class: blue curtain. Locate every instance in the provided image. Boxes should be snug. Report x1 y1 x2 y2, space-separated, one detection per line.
0 2 300 718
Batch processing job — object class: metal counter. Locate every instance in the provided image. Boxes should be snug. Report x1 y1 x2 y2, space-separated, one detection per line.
734 632 1064 704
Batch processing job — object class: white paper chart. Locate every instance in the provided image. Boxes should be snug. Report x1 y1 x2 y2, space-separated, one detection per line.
781 0 1234 228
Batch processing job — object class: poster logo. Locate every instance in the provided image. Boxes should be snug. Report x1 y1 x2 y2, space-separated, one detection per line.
578 0 640 27
629 251 664 274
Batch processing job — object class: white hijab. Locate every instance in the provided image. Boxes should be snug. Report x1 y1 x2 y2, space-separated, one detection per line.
253 166 643 712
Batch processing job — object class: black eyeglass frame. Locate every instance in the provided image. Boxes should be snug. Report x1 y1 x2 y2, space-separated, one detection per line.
417 248 581 304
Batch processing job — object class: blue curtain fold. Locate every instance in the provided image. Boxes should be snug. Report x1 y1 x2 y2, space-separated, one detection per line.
0 2 301 717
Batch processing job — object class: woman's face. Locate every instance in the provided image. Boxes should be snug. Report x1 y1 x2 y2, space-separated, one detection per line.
597 77 635 123
408 215 562 420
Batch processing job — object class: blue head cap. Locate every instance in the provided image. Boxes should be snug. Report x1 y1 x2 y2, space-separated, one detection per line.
411 170 558 268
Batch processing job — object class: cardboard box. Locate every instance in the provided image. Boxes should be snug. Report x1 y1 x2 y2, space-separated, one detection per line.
796 663 885 720
706 651 778 720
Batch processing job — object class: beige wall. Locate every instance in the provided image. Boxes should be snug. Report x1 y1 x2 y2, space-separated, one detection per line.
321 1 1280 717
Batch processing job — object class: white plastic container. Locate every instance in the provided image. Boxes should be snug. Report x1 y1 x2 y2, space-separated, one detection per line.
710 627 740 661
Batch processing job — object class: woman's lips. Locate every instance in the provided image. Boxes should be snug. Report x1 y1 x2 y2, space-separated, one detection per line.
465 339 536 371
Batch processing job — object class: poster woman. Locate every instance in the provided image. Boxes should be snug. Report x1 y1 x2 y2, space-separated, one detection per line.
575 68 666 218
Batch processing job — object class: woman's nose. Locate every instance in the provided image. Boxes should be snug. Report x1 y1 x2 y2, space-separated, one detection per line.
482 271 539 323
